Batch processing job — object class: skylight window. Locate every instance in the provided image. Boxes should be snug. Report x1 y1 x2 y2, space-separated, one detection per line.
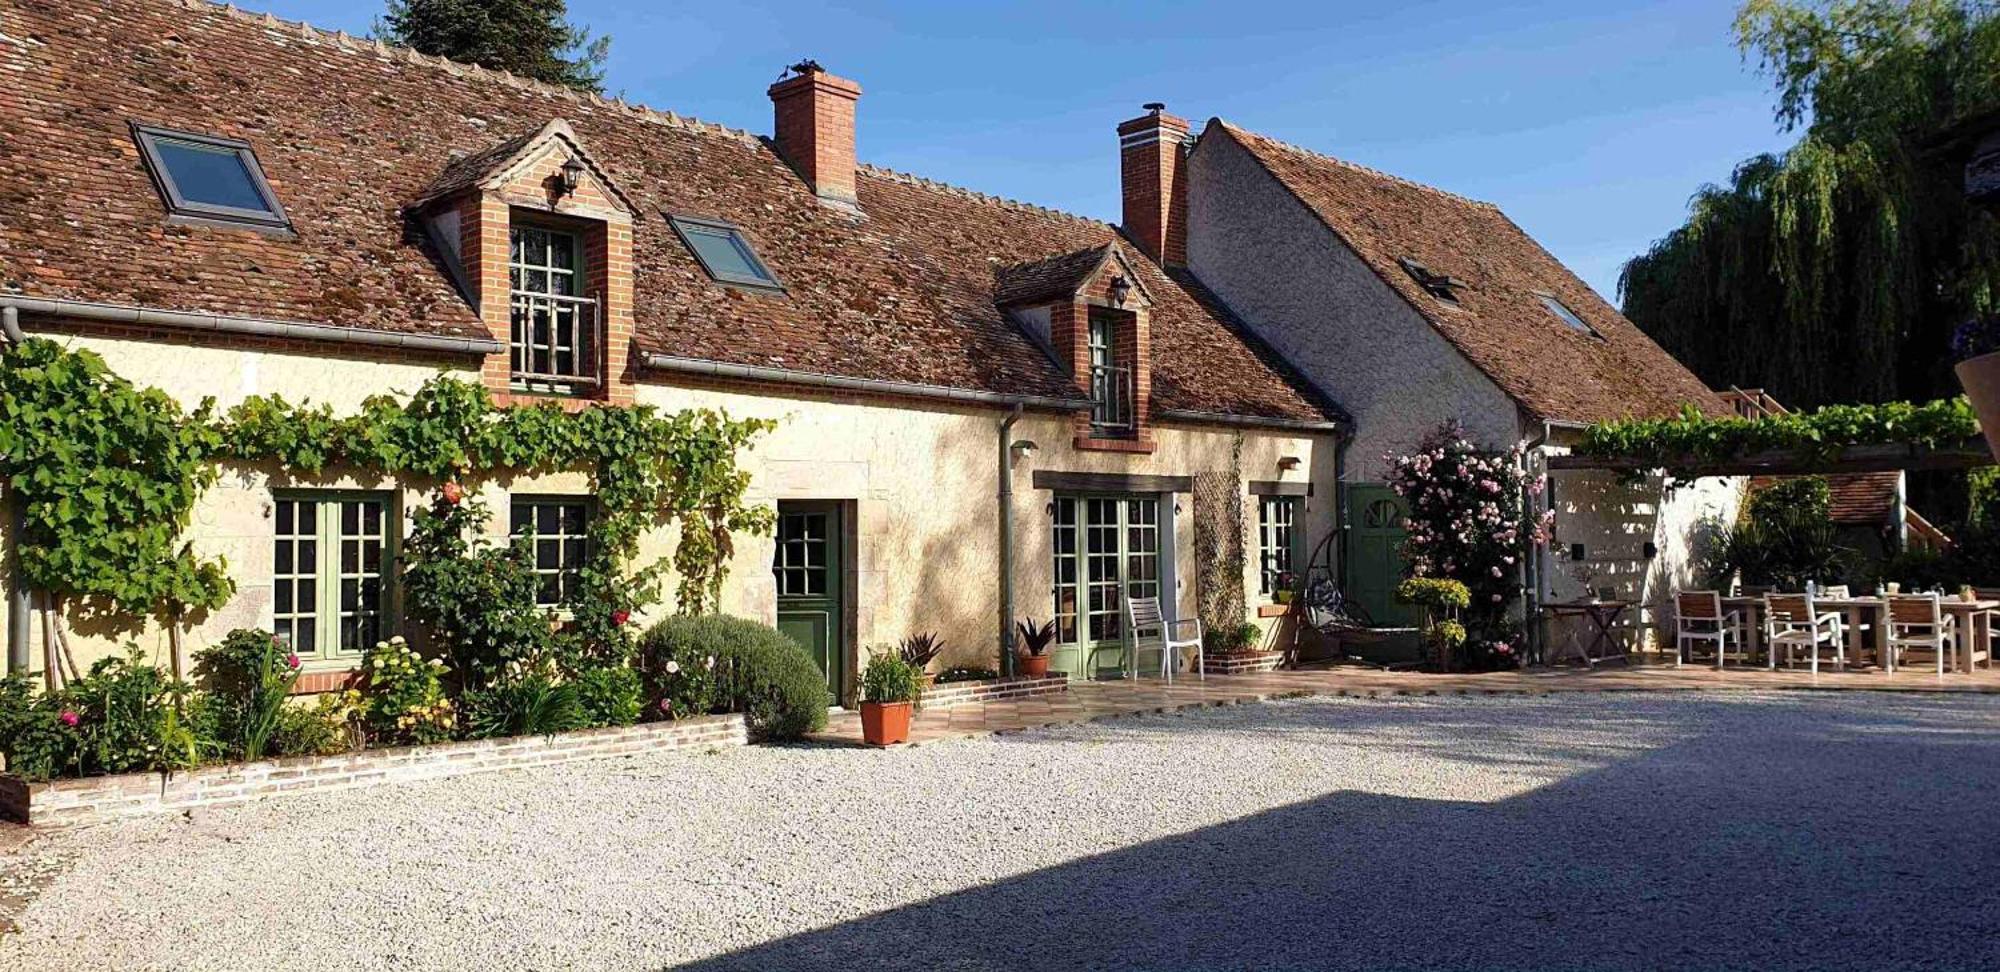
132 124 290 231
669 215 782 290
1397 256 1463 304
1537 292 1601 337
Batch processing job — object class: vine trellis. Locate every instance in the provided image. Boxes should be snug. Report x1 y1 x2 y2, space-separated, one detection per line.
0 338 773 685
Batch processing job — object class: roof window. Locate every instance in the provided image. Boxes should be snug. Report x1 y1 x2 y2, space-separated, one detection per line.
132 124 290 231
1536 292 1601 337
669 215 782 290
1397 257 1463 304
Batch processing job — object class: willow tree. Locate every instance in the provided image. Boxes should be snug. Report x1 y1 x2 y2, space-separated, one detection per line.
1621 0 2000 411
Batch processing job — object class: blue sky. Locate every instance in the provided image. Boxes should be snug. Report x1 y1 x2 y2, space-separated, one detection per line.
261 0 1796 301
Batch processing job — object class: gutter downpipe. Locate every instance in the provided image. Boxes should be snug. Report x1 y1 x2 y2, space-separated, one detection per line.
1333 435 1351 597
1522 420 1554 665
998 404 1025 678
2 307 27 674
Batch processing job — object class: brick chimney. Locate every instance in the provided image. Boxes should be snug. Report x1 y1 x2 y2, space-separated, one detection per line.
1118 103 1191 266
769 61 863 207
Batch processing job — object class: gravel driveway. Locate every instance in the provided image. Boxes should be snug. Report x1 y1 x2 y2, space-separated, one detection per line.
2 690 1997 971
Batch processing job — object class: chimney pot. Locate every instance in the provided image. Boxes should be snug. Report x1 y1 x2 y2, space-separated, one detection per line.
769 63 862 207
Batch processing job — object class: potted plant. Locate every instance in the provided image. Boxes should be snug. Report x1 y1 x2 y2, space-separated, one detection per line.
1273 570 1296 605
898 632 944 689
1954 313 2000 455
1015 618 1056 677
859 653 920 746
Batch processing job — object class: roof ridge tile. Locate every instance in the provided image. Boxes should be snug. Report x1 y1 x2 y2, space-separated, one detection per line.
857 163 1107 225
1216 120 1498 210
192 0 761 147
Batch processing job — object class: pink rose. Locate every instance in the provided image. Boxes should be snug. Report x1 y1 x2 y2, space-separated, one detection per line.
58 709 79 728
286 653 302 670
612 609 632 627
441 481 465 505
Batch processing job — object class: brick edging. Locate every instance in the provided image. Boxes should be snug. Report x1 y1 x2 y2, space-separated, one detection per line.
2 713 747 829
920 674 1069 709
1198 651 1285 675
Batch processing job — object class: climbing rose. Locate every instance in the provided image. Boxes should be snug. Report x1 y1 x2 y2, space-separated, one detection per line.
664 660 681 675
58 709 79 728
612 609 631 627
285 653 301 670
441 481 465 505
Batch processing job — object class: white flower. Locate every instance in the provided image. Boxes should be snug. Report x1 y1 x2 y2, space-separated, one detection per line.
665 660 682 674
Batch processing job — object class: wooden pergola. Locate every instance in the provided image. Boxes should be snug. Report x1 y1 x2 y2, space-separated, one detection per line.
1546 437 1995 477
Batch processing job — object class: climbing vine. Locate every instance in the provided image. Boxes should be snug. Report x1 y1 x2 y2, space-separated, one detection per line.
1575 398 1978 480
0 338 774 671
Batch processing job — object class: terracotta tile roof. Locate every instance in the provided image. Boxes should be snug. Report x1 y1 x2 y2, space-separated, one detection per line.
993 245 1115 308
0 0 1333 424
1213 122 1729 424
1749 474 1901 526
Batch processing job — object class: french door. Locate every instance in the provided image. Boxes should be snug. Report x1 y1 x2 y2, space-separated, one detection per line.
1051 495 1161 679
773 502 845 702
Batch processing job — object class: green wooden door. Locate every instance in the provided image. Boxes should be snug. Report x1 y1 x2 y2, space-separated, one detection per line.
1348 485 1419 627
774 502 843 701
1050 495 1162 679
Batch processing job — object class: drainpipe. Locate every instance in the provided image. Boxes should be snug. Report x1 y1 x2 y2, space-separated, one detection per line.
1333 436 1351 594
998 404 1025 677
1522 420 1554 665
2 307 26 674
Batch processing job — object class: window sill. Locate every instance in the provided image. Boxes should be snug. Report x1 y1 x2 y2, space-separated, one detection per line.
1073 433 1155 455
289 665 364 695
1256 602 1291 619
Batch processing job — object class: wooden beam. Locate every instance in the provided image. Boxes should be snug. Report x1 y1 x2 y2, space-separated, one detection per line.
1546 438 1995 476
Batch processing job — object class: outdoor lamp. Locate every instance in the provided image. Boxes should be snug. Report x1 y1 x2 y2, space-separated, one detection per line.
558 157 587 197
1109 274 1132 307
1011 439 1038 462
1277 455 1302 471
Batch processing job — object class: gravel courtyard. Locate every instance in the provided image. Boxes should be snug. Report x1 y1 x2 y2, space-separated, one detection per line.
2 690 1997 971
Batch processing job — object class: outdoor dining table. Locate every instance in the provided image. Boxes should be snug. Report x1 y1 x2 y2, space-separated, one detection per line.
1541 599 1634 667
1721 594 1997 671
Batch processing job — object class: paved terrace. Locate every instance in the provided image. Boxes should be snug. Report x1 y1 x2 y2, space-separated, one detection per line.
814 663 2000 745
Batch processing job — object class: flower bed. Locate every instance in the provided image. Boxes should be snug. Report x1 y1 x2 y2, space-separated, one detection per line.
918 674 1069 709
1 712 746 828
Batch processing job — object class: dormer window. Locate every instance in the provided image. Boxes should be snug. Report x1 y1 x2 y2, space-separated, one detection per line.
1398 256 1463 304
1088 309 1135 436
132 124 290 232
670 215 782 291
509 223 599 391
1536 292 1602 338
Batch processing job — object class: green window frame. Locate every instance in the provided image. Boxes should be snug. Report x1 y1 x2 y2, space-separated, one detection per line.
272 492 396 660
510 495 594 608
1257 496 1302 597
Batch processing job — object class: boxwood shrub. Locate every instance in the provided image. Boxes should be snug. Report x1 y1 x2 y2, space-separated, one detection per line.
638 615 828 741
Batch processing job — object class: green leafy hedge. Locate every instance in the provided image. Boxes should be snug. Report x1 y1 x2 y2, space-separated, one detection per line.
1576 399 1979 475
638 615 828 741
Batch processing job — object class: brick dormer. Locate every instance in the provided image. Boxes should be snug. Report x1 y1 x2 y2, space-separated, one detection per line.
412 119 639 407
996 244 1157 453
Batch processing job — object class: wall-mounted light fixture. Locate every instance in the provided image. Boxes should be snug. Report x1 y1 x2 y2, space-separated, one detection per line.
557 157 587 198
1277 455 1302 471
1010 439 1038 462
1642 541 1658 560
1109 274 1132 307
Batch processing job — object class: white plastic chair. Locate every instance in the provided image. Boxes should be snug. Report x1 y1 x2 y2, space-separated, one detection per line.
1674 591 1746 669
1765 588 1844 673
1885 594 1957 674
1126 596 1204 682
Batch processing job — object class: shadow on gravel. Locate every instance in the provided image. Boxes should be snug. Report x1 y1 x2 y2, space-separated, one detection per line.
674 694 2000 972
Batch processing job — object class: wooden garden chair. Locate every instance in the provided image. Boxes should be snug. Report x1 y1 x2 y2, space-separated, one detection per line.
1765 589 1844 673
1674 590 1747 669
1886 594 1958 674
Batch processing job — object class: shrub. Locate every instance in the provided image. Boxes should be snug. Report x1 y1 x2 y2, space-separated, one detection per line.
861 654 920 705
361 637 456 746
0 674 79 781
192 628 302 761
1745 476 1831 526
464 670 586 739
1396 577 1472 612
935 666 998 684
638 615 828 741
271 692 362 758
62 648 207 775
574 665 642 728
399 488 555 686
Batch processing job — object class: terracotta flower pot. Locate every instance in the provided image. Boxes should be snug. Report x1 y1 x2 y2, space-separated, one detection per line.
1017 653 1051 678
859 700 911 746
1956 350 2000 457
